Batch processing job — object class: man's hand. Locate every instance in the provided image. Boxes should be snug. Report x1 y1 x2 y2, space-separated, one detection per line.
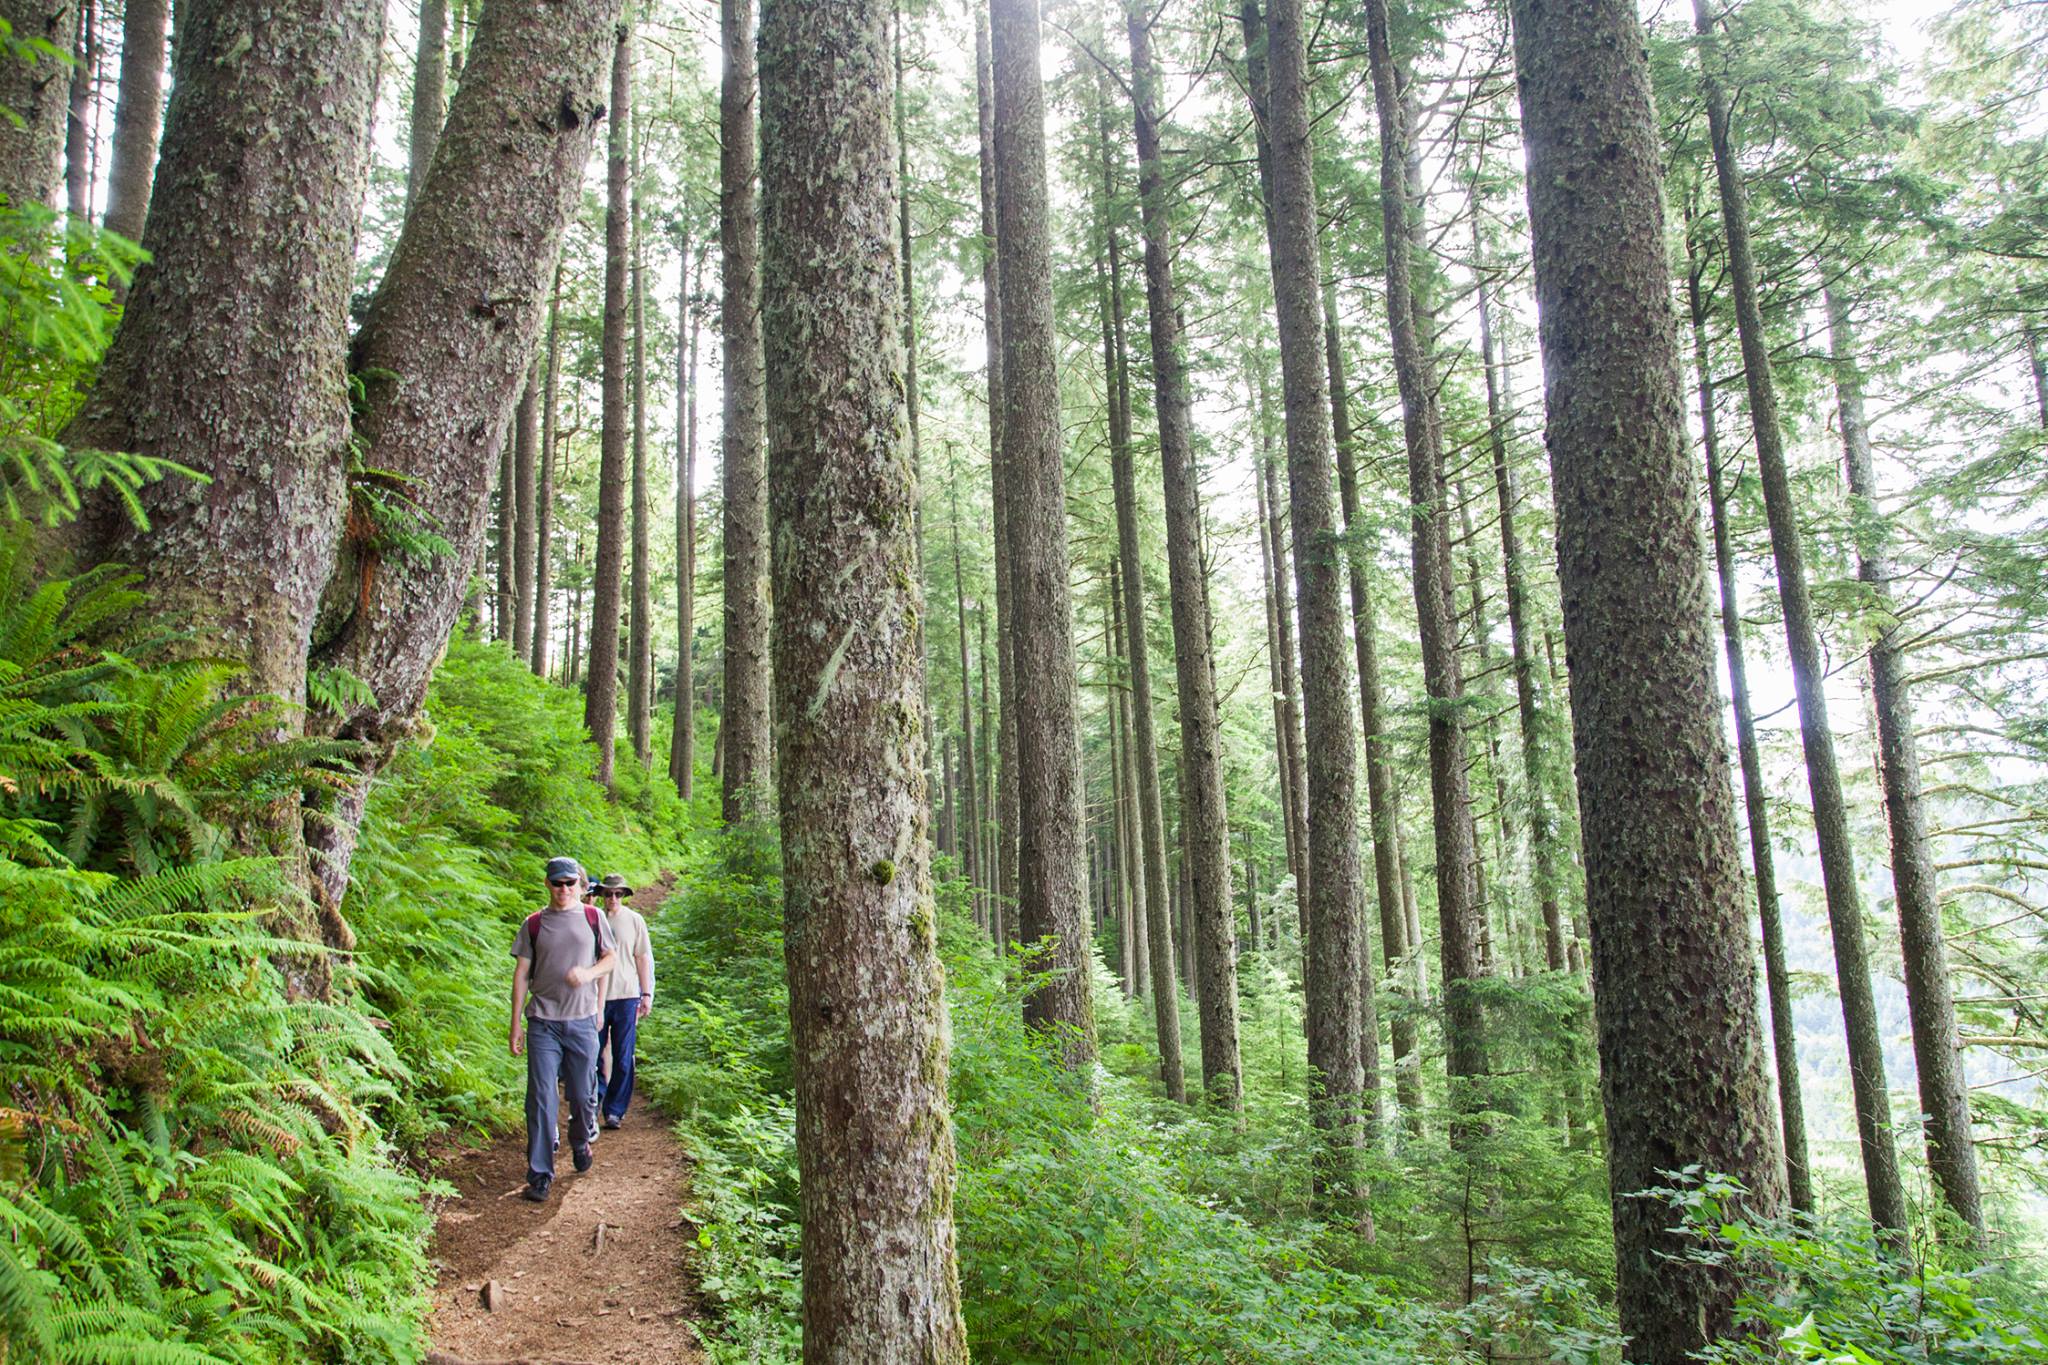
637 994 651 1020
510 1022 525 1057
564 964 588 989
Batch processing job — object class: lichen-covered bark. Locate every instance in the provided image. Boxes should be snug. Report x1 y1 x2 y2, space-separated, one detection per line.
302 0 618 900
1253 0 1364 1193
1686 248 1812 1214
1505 0 1787 1357
407 0 446 206
1689 0 1906 1238
583 27 631 787
669 249 698 797
1828 286 1982 1239
102 0 166 246
1127 0 1239 1108
974 1 1020 940
628 145 653 771
0 0 76 209
720 0 772 821
990 0 1093 1063
757 0 967 1349
1362 0 1487 1099
533 268 563 679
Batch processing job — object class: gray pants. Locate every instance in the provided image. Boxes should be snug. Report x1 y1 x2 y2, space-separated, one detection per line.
524 1014 599 1182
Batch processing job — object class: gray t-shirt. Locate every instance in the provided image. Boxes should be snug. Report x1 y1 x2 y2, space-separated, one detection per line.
513 905 618 1021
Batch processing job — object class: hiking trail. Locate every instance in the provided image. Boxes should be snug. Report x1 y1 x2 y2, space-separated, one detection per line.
422 879 703 1365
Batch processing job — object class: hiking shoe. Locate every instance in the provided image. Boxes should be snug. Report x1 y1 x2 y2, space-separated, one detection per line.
601 1116 622 1131
521 1176 551 1203
572 1145 593 1173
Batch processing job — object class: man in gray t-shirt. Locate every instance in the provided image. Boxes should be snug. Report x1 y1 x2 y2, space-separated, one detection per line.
510 857 617 1201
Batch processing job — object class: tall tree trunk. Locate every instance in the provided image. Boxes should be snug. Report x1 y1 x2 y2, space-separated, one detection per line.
759 0 967 1348
582 27 632 790
103 0 167 249
670 245 698 796
949 452 983 912
533 267 563 679
896 5 935 811
65 0 381 994
1324 276 1419 1126
1256 399 1311 933
1827 286 1983 1239
567 541 584 687
720 0 771 819
1469 205 1568 973
974 1 1020 939
0 0 78 210
1126 0 1240 1107
1690 0 1906 1238
989 0 1094 1064
1249 0 1364 1196
1685 244 1813 1215
1109 569 1146 995
1095 111 1185 1102
1361 0 1487 1104
978 604 1001 942
1104 571 1132 992
512 360 540 661
494 433 515 641
628 123 653 771
301 0 618 904
63 0 94 223
1506 0 1788 1356
408 0 447 207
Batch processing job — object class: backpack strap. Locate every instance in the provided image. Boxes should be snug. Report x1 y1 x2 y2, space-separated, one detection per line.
584 904 604 962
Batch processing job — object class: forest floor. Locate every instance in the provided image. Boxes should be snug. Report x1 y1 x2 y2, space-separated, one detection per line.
421 881 703 1365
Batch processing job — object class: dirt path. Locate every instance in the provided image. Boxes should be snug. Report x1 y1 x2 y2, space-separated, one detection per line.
423 879 702 1365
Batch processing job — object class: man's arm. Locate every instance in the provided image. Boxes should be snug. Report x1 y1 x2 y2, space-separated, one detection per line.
568 949 617 988
636 946 654 1017
510 958 531 1055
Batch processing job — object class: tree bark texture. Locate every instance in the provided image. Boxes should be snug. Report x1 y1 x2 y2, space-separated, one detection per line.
1257 407 1310 935
582 27 631 788
989 0 1094 1063
63 0 94 223
720 0 773 821
757 0 968 1349
670 246 698 797
1126 0 1240 1108
1506 0 1789 1357
408 0 447 206
103 0 167 247
949 455 983 916
1827 286 1982 1238
1256 0 1364 1192
512 361 540 660
0 0 77 209
1690 0 1907 1238
304 0 618 903
1362 0 1488 1098
534 268 563 680
1687 251 1813 1215
628 138 654 771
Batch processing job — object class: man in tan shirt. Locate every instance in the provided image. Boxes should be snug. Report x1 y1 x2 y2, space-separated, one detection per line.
511 857 617 1201
590 873 654 1129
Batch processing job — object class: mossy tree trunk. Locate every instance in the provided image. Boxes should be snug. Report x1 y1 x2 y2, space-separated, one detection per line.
1506 0 1789 1356
989 0 1094 1065
0 0 78 210
758 0 967 1349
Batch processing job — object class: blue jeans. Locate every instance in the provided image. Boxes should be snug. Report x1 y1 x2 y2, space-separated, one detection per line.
597 997 640 1123
524 1014 598 1183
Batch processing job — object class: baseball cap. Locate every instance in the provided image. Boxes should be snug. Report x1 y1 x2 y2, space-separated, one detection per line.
544 856 587 885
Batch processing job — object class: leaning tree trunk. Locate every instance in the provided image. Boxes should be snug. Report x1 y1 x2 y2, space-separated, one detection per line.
670 243 698 797
1251 0 1365 1199
65 0 381 993
102 0 167 251
1126 0 1239 1107
990 0 1094 1065
533 266 563 679
1685 242 1813 1215
300 0 619 904
1827 285 1983 1240
759 0 968 1350
407 0 447 207
0 0 78 210
1362 0 1488 1103
581 28 631 789
1690 0 1907 1239
628 130 654 771
720 0 772 821
1505 0 1788 1358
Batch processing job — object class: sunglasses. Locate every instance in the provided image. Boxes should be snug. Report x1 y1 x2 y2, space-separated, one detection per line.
548 878 579 888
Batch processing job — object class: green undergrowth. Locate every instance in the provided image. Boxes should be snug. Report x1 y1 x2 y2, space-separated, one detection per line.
0 548 692 1363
